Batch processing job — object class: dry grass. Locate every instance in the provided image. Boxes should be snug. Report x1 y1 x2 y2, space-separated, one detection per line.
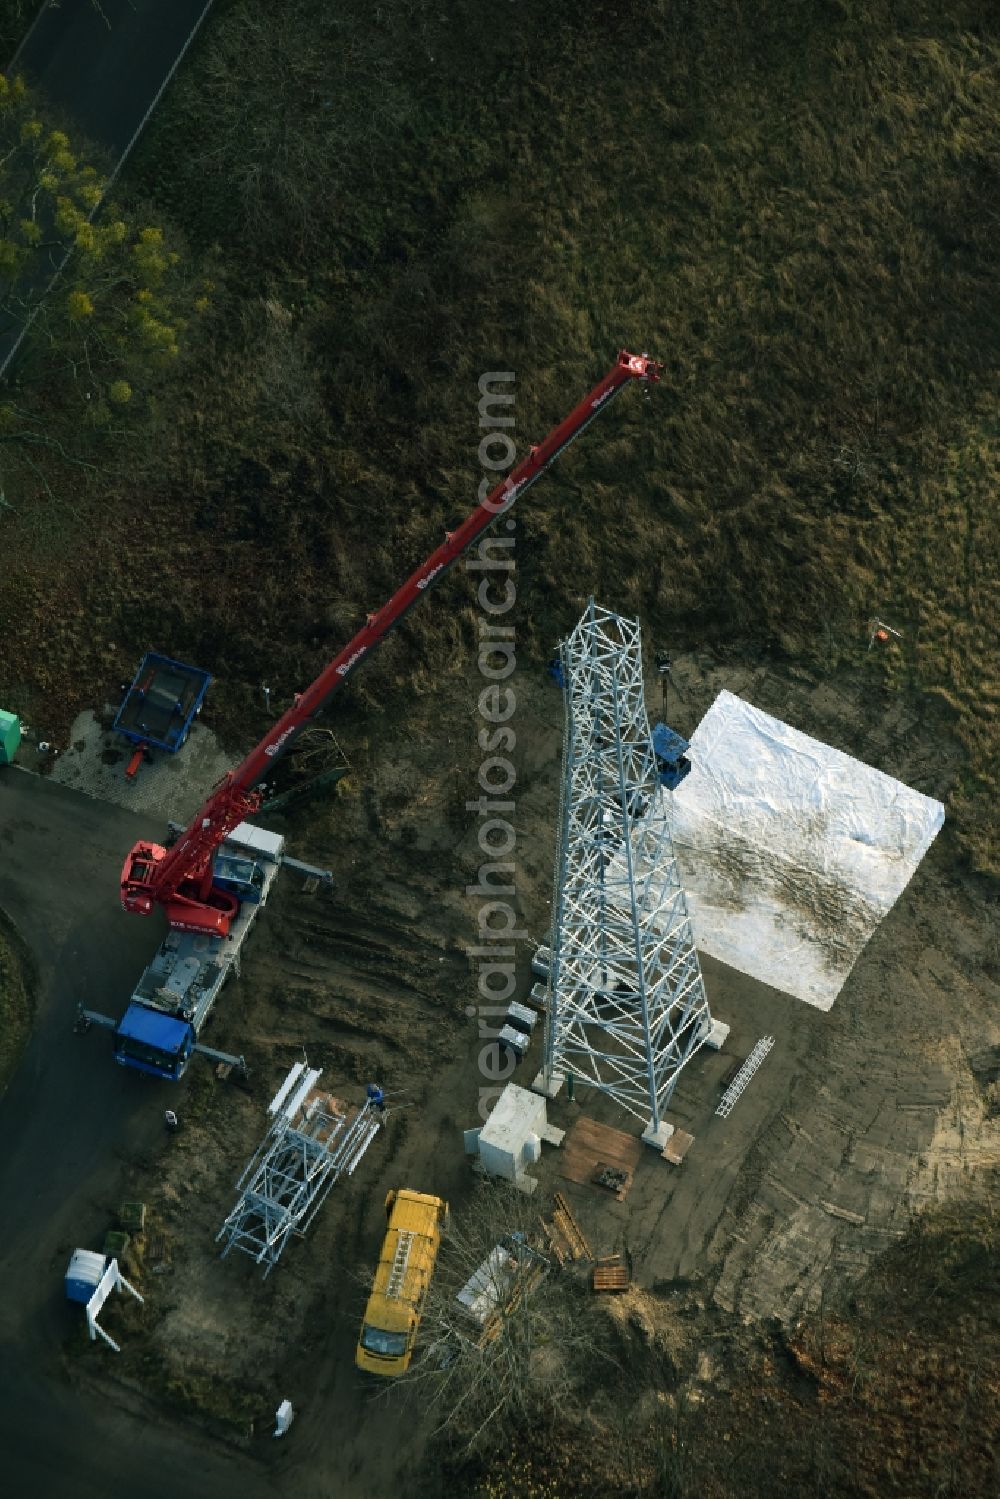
125 1 1000 868
0 911 33 1095
436 1191 1000 1498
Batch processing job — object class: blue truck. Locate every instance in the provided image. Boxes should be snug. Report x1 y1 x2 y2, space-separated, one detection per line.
81 823 287 1080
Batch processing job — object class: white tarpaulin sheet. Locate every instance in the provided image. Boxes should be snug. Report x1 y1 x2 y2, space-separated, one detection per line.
665 691 944 1010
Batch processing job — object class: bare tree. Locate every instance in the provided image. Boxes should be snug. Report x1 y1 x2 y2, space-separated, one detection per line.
0 72 206 504
400 1179 617 1451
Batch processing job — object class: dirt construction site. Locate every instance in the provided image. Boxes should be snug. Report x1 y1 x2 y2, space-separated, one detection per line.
2 627 992 1497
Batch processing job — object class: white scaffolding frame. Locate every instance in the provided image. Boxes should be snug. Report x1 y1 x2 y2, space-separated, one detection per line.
539 600 713 1139
216 1065 383 1277
86 1258 144 1353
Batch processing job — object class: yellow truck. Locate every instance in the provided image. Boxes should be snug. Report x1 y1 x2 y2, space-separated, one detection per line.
355 1188 448 1376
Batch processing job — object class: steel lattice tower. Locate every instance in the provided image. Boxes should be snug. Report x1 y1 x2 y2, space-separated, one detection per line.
537 600 714 1144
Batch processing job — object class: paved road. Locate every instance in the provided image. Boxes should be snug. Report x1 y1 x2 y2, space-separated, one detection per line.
1 0 215 375
0 768 277 1499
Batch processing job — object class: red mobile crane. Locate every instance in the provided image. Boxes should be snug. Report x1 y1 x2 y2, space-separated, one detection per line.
120 351 662 940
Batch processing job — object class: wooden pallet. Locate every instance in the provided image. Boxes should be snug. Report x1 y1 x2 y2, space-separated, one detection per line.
478 1259 548 1344
540 1192 593 1264
662 1128 695 1166
539 1214 566 1266
559 1115 642 1200
553 1190 593 1260
592 1256 630 1293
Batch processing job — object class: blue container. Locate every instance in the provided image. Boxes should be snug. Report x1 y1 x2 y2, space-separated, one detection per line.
652 722 692 790
65 1248 107 1304
113 652 211 754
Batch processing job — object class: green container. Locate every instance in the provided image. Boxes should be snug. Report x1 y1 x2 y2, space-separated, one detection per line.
118 1201 146 1232
103 1230 131 1258
0 710 20 765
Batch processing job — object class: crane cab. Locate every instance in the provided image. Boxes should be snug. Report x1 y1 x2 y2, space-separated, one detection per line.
211 852 266 904
113 1005 195 1080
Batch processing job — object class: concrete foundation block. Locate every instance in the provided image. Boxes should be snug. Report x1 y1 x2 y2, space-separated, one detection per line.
531 1069 565 1100
642 1119 675 1150
703 1018 730 1050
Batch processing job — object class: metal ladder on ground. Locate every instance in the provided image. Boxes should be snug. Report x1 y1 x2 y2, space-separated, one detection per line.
715 1036 775 1118
386 1230 415 1299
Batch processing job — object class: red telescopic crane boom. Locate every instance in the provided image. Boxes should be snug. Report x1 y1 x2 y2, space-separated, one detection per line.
120 350 662 934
